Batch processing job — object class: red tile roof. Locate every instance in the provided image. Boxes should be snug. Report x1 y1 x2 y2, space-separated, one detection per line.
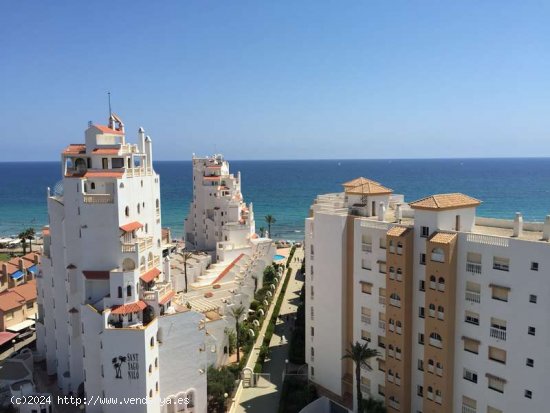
120 221 143 232
93 148 120 155
83 270 110 280
0 331 17 346
93 125 124 135
159 291 175 305
0 280 37 312
211 254 245 285
62 144 86 156
110 300 147 315
140 268 161 283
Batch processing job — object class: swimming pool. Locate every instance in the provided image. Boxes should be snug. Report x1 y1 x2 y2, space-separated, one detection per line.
274 254 286 261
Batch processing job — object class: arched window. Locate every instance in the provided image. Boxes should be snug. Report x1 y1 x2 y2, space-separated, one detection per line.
156 382 158 392
149 390 152 398
137 203 141 214
428 359 434 366
438 277 445 291
437 306 444 320
430 275 436 289
90 182 95 190
122 258 135 271
145 224 149 233
429 303 436 310
150 337 155 347
141 180 144 188
388 369 393 376
390 293 401 307
149 364 152 373
157 239 161 247
155 357 158 367
430 332 443 348
156 199 160 209
119 182 124 188
397 268 402 274
396 320 402 328
389 266 395 273
431 247 445 262
127 285 132 297
117 286 122 298
389 240 394 247
125 206 129 217
397 242 403 248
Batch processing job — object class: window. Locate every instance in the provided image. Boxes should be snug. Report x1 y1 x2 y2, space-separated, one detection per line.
463 337 479 354
462 396 477 412
529 294 537 303
361 330 371 342
488 346 506 364
150 337 155 347
420 253 426 265
419 280 425 291
487 407 503 413
389 293 401 308
417 359 423 371
311 327 314 337
378 336 385 349
361 281 372 294
125 206 130 217
310 366 314 376
429 275 436 289
378 384 385 396
421 226 430 237
127 285 132 297
528 326 536 336
487 374 505 393
526 358 534 367
418 333 424 345
437 306 444 320
490 284 509 302
531 262 539 271
378 358 385 372
310 285 314 299
26 302 33 310
493 256 509 271
90 182 96 190
418 306 425 318
117 286 122 298
464 368 478 383
525 390 532 399
465 310 479 325
417 385 423 397
431 247 445 263
490 318 507 340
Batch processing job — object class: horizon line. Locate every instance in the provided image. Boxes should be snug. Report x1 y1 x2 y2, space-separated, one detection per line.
1 155 550 163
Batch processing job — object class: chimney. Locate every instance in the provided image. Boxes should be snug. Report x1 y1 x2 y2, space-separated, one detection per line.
18 259 24 271
378 202 386 222
138 127 145 152
543 215 550 241
513 212 523 237
145 136 153 168
395 203 402 223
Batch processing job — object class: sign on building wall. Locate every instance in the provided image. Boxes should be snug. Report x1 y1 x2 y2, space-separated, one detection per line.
112 353 140 379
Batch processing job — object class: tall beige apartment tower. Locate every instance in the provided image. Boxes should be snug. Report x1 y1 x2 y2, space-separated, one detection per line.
305 177 550 413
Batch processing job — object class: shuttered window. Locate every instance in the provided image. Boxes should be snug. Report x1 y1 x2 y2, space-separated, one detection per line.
361 281 372 294
488 346 506 364
490 284 510 302
463 337 480 354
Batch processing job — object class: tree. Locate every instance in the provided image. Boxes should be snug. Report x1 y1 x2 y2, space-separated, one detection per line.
259 227 266 237
25 228 36 252
264 215 276 237
224 327 237 355
342 341 380 413
179 251 193 293
18 231 28 255
230 305 246 363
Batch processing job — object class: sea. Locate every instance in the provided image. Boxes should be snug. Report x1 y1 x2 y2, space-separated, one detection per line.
1 158 550 241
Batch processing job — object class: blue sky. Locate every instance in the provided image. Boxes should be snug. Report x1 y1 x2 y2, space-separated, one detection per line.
0 1 549 161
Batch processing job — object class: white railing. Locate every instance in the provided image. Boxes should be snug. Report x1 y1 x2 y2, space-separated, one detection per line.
387 375 394 383
437 312 444 320
430 281 436 289
437 284 445 292
388 324 395 332
395 352 401 360
467 233 509 247
362 243 372 252
427 391 433 400
430 338 442 348
431 252 445 263
389 399 399 410
387 349 395 358
396 273 402 282
462 405 477 413
142 282 171 302
390 298 401 308
396 247 403 255
435 395 442 404
83 194 114 204
428 364 434 373
360 221 389 230
361 315 371 324
396 326 402 334
126 167 153 177
395 377 401 386
378 321 386 330
121 237 153 253
490 327 506 341
429 309 435 318
436 367 443 376
465 291 481 303
466 262 482 274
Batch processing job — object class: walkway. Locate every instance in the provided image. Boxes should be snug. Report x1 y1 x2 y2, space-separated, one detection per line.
233 247 304 413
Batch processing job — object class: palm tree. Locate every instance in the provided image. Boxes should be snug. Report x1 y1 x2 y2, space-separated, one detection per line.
230 305 246 363
179 251 193 293
342 341 380 413
259 227 266 238
18 231 28 255
264 215 276 237
25 228 35 252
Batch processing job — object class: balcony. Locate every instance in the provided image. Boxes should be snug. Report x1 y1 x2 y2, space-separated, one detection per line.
389 399 399 410
462 406 476 413
121 236 153 253
395 377 401 386
429 338 442 348
493 262 509 272
126 167 153 177
436 367 443 376
387 349 395 358
396 326 402 335
361 315 371 324
466 262 482 274
379 296 386 306
389 298 401 308
142 282 171 303
395 351 402 360
83 193 114 204
388 324 395 332
490 327 506 341
379 320 386 331
435 395 442 404
396 247 403 255
431 252 445 263
465 291 480 303
362 243 372 252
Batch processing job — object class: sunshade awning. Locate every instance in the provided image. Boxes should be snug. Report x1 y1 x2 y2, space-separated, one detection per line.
7 319 35 332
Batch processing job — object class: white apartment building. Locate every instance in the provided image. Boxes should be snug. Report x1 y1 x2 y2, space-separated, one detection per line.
305 177 550 413
36 115 206 413
184 154 257 262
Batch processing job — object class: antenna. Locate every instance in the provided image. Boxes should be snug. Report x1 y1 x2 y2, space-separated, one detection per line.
107 91 112 117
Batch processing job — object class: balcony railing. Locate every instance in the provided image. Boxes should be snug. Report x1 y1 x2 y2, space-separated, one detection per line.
126 167 153 177
362 243 372 252
389 399 399 410
465 291 480 303
490 327 506 341
121 237 153 253
83 194 114 204
396 247 403 255
435 395 442 404
493 262 509 272
395 352 402 360
462 405 477 413
142 282 171 303
429 338 442 348
431 252 445 263
395 377 401 386
466 262 482 274
361 315 371 324
389 298 401 308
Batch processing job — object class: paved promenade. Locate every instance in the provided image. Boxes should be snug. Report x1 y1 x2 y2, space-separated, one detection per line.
233 247 304 413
